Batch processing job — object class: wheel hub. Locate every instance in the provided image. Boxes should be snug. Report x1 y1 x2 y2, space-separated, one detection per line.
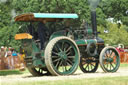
107 58 113 62
58 52 67 60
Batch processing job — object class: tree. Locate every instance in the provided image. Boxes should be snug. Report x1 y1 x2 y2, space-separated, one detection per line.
99 0 128 26
98 22 128 46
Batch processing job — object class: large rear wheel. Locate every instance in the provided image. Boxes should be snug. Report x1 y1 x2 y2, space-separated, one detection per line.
45 36 80 76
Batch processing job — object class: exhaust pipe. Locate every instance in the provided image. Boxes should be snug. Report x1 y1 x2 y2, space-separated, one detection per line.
91 11 97 37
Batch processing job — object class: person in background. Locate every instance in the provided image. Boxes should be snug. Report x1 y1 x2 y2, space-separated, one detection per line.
6 47 13 69
0 46 6 70
19 47 25 71
11 48 20 69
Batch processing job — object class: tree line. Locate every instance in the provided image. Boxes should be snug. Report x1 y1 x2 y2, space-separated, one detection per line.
0 0 128 50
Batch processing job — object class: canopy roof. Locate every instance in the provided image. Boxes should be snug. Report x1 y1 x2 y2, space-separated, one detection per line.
15 13 78 22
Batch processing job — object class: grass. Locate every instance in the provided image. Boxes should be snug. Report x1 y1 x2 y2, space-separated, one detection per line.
0 69 29 76
1 76 128 85
120 63 128 67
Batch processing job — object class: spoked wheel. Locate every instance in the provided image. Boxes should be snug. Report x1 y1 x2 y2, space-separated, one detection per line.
45 36 80 76
99 46 120 72
27 67 51 76
79 56 99 73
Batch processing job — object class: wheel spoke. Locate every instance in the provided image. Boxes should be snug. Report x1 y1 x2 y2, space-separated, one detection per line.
57 61 63 70
67 59 73 66
88 64 90 71
103 55 107 60
52 51 59 56
90 63 95 67
66 51 71 56
56 44 63 52
52 56 59 58
68 56 75 58
67 62 72 66
59 60 63 66
61 63 65 72
61 42 65 51
55 59 60 68
54 45 59 52
106 62 109 68
110 63 115 69
53 58 61 62
105 51 109 58
66 46 72 53
109 50 112 57
109 50 113 58
65 65 67 71
90 64 93 70
111 53 116 58
85 64 89 69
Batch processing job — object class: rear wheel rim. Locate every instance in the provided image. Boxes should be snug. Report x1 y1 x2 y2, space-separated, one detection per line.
51 39 79 75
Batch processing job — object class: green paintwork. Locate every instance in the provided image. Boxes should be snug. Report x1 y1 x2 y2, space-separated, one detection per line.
31 42 45 67
32 42 40 53
49 31 66 40
22 39 46 67
75 39 86 45
87 39 97 43
75 39 97 45
33 59 45 67
87 28 93 35
22 39 33 56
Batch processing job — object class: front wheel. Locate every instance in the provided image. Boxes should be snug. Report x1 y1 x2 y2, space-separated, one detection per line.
45 36 80 76
99 46 120 72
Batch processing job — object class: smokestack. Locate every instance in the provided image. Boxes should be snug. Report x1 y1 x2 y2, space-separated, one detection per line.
88 0 100 37
91 11 97 37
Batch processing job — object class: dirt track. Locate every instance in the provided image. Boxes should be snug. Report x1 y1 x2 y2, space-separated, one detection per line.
1 67 128 83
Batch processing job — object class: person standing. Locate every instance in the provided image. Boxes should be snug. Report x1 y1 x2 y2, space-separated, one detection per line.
0 46 6 70
6 47 13 69
37 22 47 50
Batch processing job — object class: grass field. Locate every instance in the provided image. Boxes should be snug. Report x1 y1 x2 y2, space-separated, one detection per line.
120 63 128 67
0 69 29 76
1 76 128 85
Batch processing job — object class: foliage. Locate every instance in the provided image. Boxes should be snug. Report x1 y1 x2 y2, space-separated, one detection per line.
0 0 127 50
98 22 128 46
99 0 128 25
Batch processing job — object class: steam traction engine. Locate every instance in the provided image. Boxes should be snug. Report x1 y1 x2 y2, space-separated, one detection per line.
14 11 120 76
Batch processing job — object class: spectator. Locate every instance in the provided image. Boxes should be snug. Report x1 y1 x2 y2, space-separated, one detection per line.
6 47 13 69
12 48 20 68
0 46 6 69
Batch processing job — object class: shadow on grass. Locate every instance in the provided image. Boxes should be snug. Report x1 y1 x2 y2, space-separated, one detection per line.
0 70 23 76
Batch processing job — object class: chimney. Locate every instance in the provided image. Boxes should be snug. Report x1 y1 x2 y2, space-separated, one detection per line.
91 11 97 37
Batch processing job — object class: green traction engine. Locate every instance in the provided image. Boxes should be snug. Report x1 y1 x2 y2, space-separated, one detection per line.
14 12 120 76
